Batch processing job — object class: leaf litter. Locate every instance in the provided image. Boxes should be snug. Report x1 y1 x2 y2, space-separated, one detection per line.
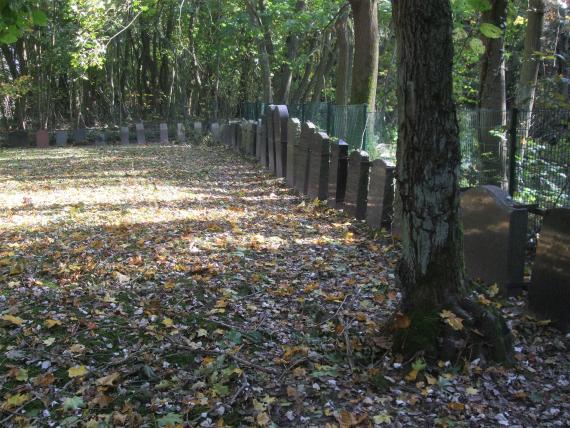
0 144 568 427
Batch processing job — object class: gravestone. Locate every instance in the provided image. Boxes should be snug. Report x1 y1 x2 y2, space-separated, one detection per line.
7 131 29 148
273 105 289 178
160 123 169 144
36 130 49 148
95 130 107 146
194 121 203 137
211 123 221 143
255 119 264 162
267 106 277 173
177 123 187 144
249 120 258 156
344 150 370 220
366 159 395 229
55 130 68 147
328 140 349 209
461 185 528 293
307 131 330 201
259 116 269 168
120 127 130 145
529 208 570 330
286 118 301 189
136 123 145 144
74 128 86 145
294 121 316 195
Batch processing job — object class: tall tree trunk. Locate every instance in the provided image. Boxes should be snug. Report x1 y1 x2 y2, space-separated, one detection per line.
516 0 545 139
309 32 334 102
335 8 351 106
348 0 379 110
245 0 273 103
556 5 568 102
478 0 508 188
392 0 511 362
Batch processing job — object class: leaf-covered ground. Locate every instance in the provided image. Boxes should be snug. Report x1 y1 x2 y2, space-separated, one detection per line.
0 143 568 428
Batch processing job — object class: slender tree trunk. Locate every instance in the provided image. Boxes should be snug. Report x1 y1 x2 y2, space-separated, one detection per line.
275 1 304 103
516 0 545 140
246 0 274 103
478 0 508 188
335 9 351 106
556 5 568 102
348 0 379 110
309 32 334 102
392 0 511 362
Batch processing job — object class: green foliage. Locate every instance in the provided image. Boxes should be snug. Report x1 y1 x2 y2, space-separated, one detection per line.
0 1 46 44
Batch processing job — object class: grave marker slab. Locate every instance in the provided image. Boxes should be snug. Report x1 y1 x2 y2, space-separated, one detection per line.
273 105 289 178
344 151 370 220
294 121 316 195
95 130 107 146
136 123 145 144
461 185 528 293
255 119 263 161
36 130 49 148
328 140 349 209
211 123 221 143
55 130 68 147
74 128 86 145
194 121 203 137
160 123 169 144
267 106 277 173
120 127 130 145
286 118 301 189
6 131 29 148
249 120 258 156
366 159 395 229
307 131 330 201
259 116 269 168
177 123 187 144
529 208 570 330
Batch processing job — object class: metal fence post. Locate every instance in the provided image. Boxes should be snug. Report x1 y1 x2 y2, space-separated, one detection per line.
508 107 519 197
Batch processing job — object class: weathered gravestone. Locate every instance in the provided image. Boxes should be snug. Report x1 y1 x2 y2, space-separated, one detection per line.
194 121 203 137
74 128 86 145
273 105 289 178
267 106 277 174
294 121 316 195
136 123 145 144
344 151 370 220
36 130 49 148
286 118 301 189
211 123 221 143
177 123 187 144
461 185 528 293
249 120 258 156
307 131 330 201
255 119 264 162
160 123 169 144
529 208 570 330
56 130 68 147
120 127 130 145
366 159 395 229
328 140 349 209
95 130 107 146
6 131 29 148
259 115 269 168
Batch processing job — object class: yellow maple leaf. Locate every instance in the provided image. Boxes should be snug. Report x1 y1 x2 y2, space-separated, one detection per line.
45 319 62 328
1 314 24 326
2 393 30 409
162 318 174 327
68 365 88 378
440 310 464 331
69 344 86 354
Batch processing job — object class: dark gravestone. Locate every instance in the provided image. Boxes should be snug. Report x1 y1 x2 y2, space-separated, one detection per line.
273 105 289 178
120 127 129 145
328 140 349 209
307 131 330 201
221 125 229 145
266 106 277 173
232 122 240 151
74 128 86 145
95 130 107 146
255 119 264 162
160 123 169 144
36 130 49 148
56 130 68 147
136 123 145 144
7 131 29 148
249 120 258 156
294 121 316 195
529 208 570 330
461 185 528 293
286 118 301 189
259 116 269 168
344 150 370 220
177 123 187 144
194 121 203 137
366 159 395 229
